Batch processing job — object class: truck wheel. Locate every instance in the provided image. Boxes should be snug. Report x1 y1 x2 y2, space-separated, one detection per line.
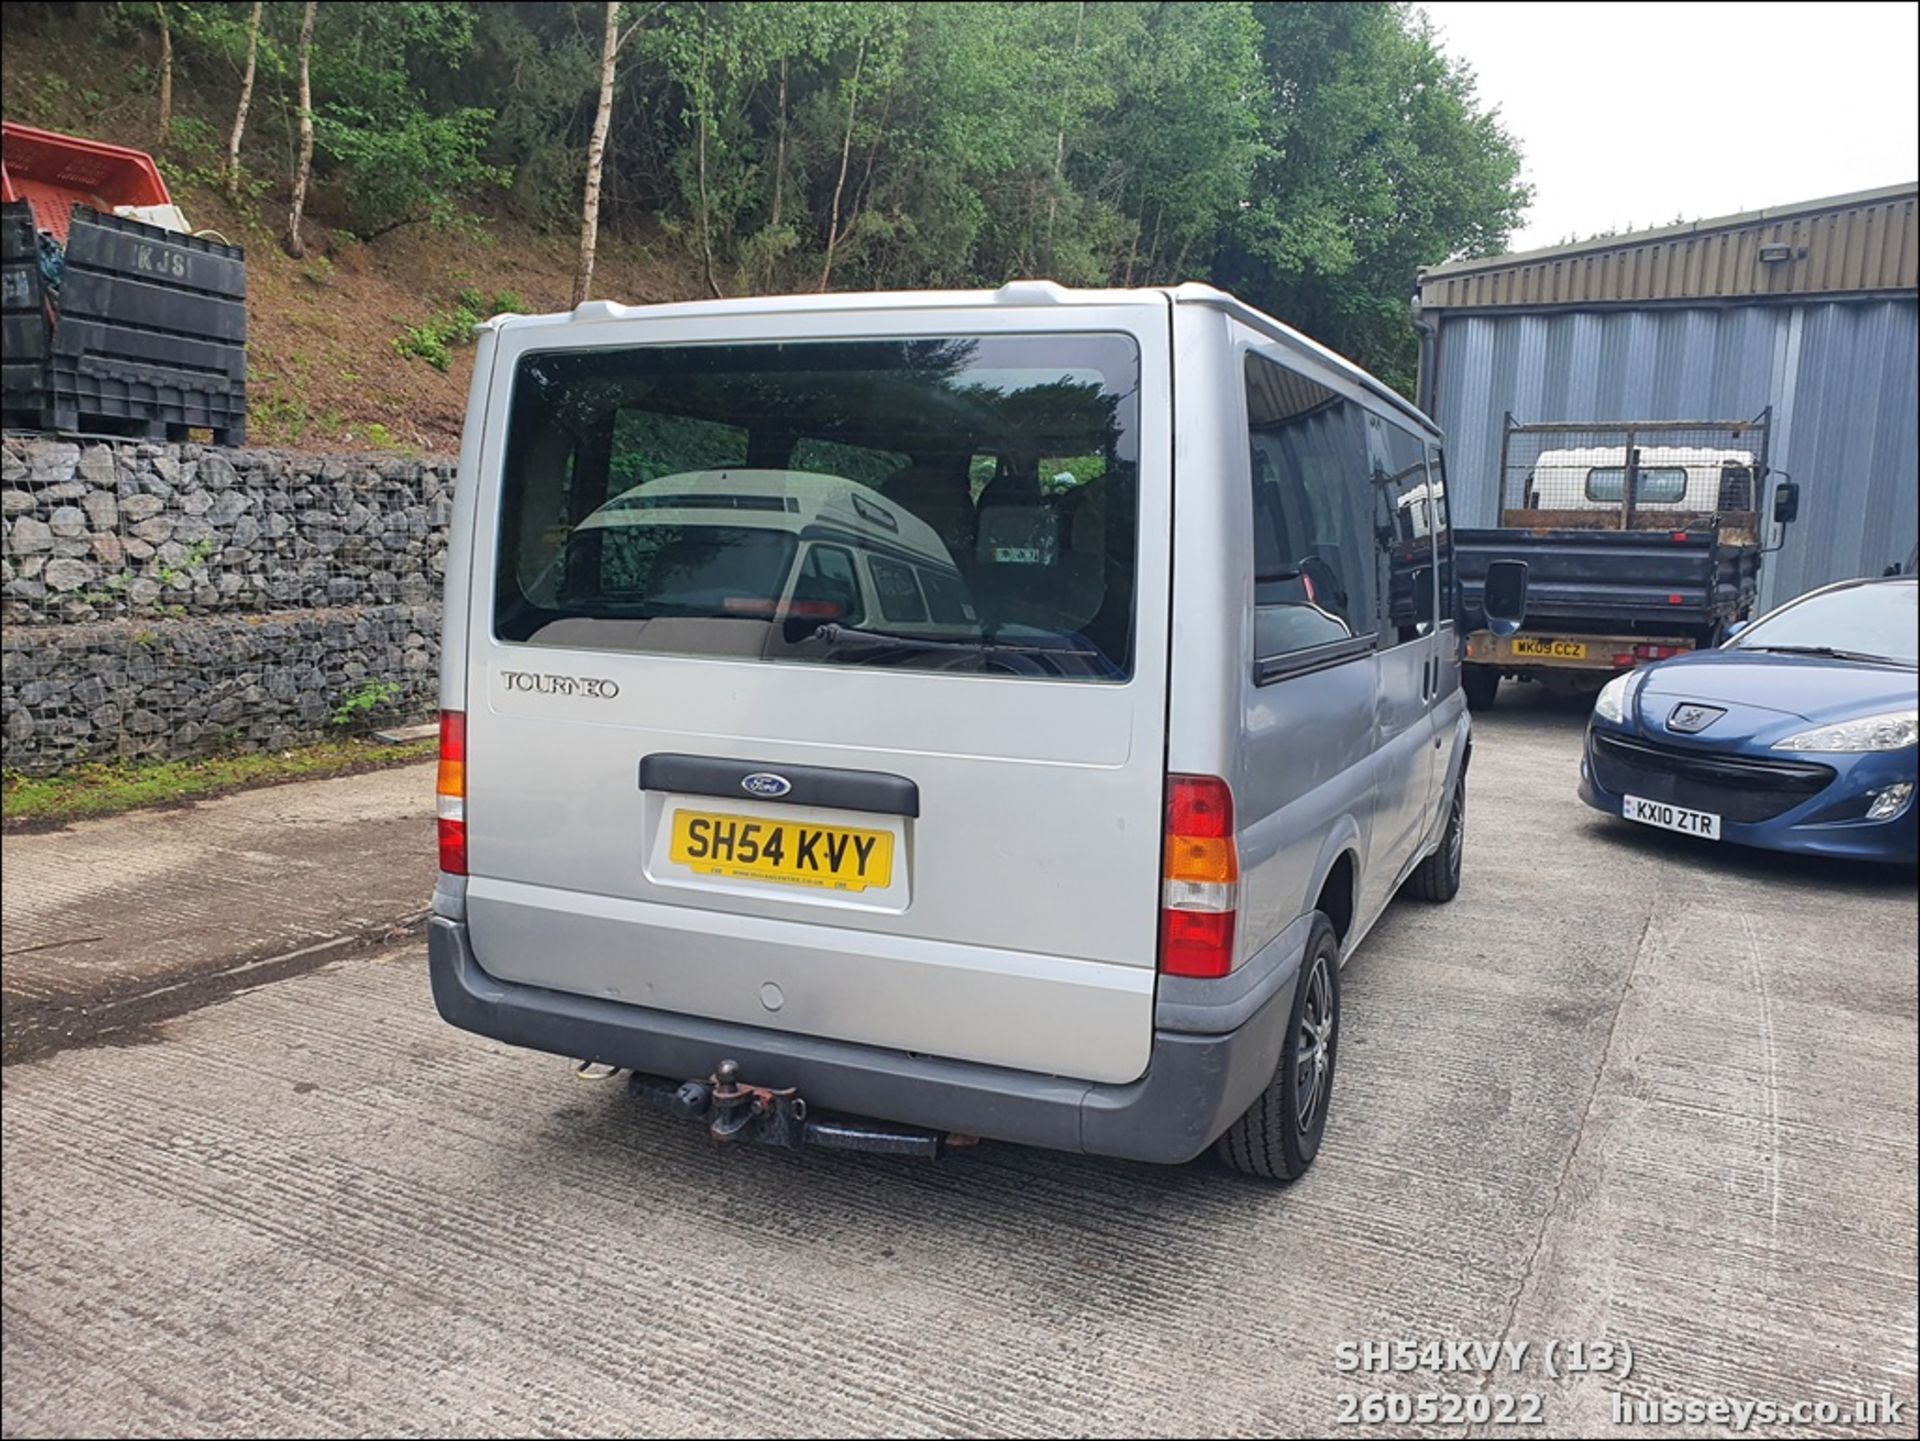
1216 915 1340 1183
1409 774 1465 903
1463 666 1500 711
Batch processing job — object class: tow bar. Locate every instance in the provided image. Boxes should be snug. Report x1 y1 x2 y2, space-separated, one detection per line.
626 1059 963 1159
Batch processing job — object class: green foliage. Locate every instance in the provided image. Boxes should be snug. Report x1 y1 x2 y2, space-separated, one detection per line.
330 679 404 728
314 105 507 238
393 288 522 371
13 0 1526 394
152 538 215 590
393 321 456 372
171 0 287 83
165 113 217 162
609 410 749 488
251 375 312 446
361 421 420 456
3 737 436 827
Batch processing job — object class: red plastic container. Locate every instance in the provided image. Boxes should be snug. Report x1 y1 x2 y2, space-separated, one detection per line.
0 122 174 244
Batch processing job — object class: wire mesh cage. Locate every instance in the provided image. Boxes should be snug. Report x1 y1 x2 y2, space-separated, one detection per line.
1497 410 1771 535
2 438 451 775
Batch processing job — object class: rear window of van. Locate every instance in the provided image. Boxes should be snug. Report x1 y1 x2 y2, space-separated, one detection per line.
493 334 1141 680
1584 466 1687 504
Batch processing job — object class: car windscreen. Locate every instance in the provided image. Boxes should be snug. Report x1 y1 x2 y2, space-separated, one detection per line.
1730 582 1918 666
493 334 1139 681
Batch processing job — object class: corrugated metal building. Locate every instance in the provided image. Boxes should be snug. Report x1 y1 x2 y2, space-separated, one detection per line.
1415 182 1918 607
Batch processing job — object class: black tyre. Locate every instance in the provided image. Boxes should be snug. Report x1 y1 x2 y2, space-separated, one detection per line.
1216 915 1340 1182
1463 666 1500 711
1409 772 1465 903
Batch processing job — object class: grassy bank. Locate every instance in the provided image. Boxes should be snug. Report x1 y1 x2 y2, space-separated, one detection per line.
2 738 435 829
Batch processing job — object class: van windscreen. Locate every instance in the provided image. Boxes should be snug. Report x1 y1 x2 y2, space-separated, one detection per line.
494 334 1141 681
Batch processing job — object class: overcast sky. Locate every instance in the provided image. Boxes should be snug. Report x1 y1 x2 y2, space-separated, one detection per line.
1421 1 1920 253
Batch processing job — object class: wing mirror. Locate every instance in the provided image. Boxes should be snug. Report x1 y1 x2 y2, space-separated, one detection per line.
1772 479 1800 526
1482 559 1529 639
1723 619 1749 643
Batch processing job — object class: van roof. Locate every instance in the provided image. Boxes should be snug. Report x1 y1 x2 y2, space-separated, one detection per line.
1534 446 1757 467
580 468 956 569
476 280 1439 440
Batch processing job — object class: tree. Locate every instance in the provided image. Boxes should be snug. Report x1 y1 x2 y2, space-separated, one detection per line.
1211 2 1529 393
574 3 658 306
1088 2 1263 285
223 0 265 201
1043 1 1087 274
815 33 865 291
153 2 173 146
284 0 316 258
574 2 623 307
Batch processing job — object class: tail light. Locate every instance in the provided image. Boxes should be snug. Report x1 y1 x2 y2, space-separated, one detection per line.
1159 775 1238 979
437 710 467 876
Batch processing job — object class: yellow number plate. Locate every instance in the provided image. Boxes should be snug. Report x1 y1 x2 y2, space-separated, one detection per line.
1511 636 1588 660
669 810 894 892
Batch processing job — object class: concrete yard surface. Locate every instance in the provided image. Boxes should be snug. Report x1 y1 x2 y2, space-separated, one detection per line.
1 689 1915 1436
2 762 436 1062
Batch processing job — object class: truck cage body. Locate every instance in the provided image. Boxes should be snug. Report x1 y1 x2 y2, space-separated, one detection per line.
1495 410 1772 542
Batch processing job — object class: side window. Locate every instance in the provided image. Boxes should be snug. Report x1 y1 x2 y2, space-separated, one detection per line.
919 567 976 625
869 555 928 623
968 453 1002 503
1369 416 1437 646
1427 444 1453 627
1245 353 1375 662
793 544 865 626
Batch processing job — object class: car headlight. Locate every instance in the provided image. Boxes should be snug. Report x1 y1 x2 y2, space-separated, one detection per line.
1773 709 1919 752
1593 673 1632 724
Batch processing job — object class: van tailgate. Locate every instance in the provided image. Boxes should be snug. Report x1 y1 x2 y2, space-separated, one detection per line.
456 307 1171 1085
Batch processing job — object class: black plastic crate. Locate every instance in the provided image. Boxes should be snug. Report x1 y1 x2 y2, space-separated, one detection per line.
1 203 246 445
1 202 46 403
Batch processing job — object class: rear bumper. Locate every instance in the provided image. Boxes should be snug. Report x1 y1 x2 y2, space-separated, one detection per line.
428 916 1297 1165
1464 628 1697 677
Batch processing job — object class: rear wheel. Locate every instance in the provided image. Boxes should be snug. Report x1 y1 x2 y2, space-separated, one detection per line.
1216 915 1340 1182
1409 773 1465 902
1463 666 1500 711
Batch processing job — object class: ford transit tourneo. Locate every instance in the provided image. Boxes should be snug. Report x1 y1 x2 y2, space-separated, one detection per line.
429 281 1478 1181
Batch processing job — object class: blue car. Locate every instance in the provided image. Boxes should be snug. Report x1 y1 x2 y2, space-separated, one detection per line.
1580 576 1918 864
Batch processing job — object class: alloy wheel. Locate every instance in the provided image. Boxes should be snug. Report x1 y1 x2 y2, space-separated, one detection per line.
1294 953 1335 1132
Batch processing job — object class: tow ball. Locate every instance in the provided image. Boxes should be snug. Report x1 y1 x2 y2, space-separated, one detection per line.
628 1059 959 1158
673 1059 809 1147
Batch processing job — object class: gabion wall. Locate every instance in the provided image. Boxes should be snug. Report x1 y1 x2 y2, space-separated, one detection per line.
2 437 453 776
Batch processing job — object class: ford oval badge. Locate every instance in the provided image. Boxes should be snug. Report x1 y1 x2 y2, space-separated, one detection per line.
741 772 793 799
